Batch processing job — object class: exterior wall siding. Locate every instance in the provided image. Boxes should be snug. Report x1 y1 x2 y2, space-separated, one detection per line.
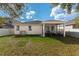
14 24 42 35
57 25 73 31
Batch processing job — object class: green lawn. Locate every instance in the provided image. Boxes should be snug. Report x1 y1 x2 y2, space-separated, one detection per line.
0 35 79 56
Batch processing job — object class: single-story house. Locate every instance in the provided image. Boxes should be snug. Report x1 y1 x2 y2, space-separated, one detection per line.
0 18 78 38
65 20 75 30
14 20 66 37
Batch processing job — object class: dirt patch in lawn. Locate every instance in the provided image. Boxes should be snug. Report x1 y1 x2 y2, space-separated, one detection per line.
0 35 79 56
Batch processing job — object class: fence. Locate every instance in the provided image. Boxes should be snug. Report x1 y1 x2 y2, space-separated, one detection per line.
66 29 79 38
0 28 79 38
0 28 14 36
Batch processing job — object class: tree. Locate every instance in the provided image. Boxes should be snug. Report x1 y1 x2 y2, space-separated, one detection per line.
0 17 5 28
52 3 79 28
0 3 24 18
52 3 59 7
0 3 25 26
52 3 79 14
61 3 73 14
74 16 79 28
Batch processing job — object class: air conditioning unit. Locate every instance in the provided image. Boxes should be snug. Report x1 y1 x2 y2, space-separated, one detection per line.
20 30 27 35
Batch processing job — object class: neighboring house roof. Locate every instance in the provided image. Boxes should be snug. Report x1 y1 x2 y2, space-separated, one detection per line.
15 20 65 25
65 20 75 26
15 20 42 24
24 20 42 24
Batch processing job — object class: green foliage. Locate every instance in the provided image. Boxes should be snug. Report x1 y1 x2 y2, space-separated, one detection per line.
76 4 79 12
74 16 79 28
52 3 79 14
0 3 24 18
0 17 5 27
52 3 59 7
60 3 66 9
66 3 72 14
60 3 73 14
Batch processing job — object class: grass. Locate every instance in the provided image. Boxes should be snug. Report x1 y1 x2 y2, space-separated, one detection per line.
0 35 79 56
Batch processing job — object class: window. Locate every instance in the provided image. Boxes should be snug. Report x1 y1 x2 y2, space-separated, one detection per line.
16 26 19 31
28 26 32 31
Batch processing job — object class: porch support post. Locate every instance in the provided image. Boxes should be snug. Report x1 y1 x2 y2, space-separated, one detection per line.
63 23 66 37
42 24 45 37
58 25 60 32
54 24 57 34
56 24 57 34
59 25 61 33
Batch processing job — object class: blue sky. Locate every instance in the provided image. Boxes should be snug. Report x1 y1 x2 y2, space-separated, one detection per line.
0 9 10 17
29 3 53 20
18 3 53 22
0 3 79 22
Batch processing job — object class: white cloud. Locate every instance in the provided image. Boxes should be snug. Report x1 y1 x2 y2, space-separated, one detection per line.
49 4 79 21
64 9 67 14
26 12 31 16
54 12 79 21
33 19 38 20
26 10 36 19
20 16 24 19
26 10 36 16
50 4 67 21
26 15 32 19
55 13 68 21
50 5 64 17
30 11 35 15
71 9 76 13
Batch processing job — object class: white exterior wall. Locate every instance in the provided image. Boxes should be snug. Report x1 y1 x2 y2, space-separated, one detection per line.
57 25 73 31
54 25 73 35
65 25 73 31
14 24 42 35
14 25 20 34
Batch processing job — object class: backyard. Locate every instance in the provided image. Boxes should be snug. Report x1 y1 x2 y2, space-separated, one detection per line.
0 35 79 56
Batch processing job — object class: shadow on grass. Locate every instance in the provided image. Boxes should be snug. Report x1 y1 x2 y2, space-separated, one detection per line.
49 34 79 44
1 34 79 44
14 35 40 38
13 34 79 44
